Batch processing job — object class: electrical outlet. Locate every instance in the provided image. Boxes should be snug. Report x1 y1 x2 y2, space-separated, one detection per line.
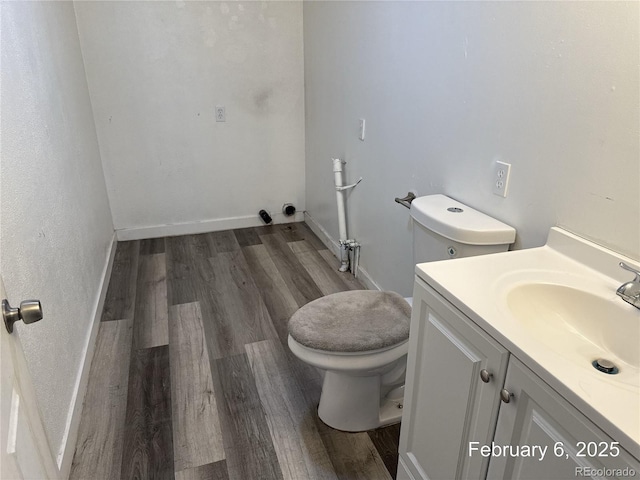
215 106 225 122
492 161 511 197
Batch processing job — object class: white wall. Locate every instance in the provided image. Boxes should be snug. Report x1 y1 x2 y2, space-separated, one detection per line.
74 1 305 237
1 0 114 468
304 1 640 296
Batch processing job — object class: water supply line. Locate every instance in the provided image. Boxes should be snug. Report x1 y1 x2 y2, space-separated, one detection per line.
332 158 362 276
343 239 361 277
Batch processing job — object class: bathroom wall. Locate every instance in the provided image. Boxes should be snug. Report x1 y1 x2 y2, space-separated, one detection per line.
1 0 115 469
304 1 640 295
74 1 305 238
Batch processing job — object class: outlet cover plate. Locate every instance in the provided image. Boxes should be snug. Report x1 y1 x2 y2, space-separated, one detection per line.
215 106 226 122
493 161 511 197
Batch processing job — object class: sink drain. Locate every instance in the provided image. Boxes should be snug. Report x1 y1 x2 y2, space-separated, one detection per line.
592 358 619 375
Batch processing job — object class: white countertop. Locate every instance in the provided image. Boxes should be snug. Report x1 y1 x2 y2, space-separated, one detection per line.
415 228 640 459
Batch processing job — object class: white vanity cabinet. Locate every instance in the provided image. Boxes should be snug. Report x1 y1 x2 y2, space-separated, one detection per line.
398 277 640 480
397 277 510 480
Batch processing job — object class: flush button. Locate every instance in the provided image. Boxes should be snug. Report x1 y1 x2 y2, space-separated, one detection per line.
447 207 463 213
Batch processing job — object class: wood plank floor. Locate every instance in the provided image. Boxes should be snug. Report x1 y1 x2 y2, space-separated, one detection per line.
71 222 401 480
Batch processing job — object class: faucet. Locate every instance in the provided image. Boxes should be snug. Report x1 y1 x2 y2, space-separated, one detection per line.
617 262 640 309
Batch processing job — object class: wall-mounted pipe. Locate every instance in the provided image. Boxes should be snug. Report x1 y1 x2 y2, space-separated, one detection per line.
332 158 348 244
332 158 350 272
332 158 363 274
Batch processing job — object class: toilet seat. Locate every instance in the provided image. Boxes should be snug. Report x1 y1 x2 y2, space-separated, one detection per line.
288 290 411 352
288 334 409 373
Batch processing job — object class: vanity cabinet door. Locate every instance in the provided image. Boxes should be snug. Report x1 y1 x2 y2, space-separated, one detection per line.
398 278 510 480
487 357 640 479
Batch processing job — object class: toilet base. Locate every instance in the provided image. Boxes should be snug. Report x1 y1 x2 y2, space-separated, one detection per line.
317 370 405 432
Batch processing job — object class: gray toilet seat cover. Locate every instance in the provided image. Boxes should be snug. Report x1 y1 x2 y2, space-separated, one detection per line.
288 290 411 352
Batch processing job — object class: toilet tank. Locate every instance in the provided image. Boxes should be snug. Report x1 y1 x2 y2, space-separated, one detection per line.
410 194 516 263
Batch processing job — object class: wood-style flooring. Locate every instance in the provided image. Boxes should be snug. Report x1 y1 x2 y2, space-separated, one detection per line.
71 222 400 480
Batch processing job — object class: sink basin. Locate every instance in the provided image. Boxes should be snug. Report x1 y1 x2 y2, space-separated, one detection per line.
507 283 639 369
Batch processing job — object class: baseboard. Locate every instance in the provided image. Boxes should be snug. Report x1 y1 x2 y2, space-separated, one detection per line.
303 211 341 257
115 211 305 241
57 233 118 478
396 456 417 480
352 265 382 291
303 211 381 291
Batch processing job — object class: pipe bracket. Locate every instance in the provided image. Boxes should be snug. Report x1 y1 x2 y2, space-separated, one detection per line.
335 177 363 192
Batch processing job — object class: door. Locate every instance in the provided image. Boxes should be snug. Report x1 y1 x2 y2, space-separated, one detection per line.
0 275 59 479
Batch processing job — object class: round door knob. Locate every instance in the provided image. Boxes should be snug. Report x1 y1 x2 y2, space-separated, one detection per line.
480 369 493 383
500 388 514 403
3 299 43 334
19 300 43 325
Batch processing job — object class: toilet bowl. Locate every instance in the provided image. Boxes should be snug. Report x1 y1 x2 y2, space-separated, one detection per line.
288 195 516 431
288 290 411 431
288 337 408 431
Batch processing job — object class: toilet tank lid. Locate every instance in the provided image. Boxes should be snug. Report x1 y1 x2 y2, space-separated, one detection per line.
410 194 516 245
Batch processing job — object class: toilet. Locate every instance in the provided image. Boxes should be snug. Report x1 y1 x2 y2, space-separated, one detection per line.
288 194 516 432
